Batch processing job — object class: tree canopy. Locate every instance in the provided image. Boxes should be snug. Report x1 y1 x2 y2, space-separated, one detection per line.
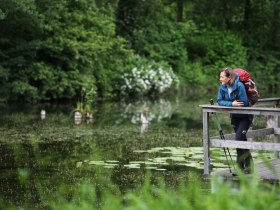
0 0 279 102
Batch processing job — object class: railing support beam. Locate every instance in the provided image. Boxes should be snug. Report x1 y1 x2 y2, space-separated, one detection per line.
203 111 210 175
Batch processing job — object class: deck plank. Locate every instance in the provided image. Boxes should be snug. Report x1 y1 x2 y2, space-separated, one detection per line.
211 158 280 181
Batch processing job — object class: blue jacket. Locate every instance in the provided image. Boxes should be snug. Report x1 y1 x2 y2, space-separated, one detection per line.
217 74 249 107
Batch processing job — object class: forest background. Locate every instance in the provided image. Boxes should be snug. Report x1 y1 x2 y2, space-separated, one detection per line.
0 0 279 103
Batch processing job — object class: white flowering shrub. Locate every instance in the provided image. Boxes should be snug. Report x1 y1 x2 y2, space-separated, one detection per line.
121 59 179 96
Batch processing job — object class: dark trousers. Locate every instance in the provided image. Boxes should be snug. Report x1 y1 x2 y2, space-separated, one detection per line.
231 115 253 169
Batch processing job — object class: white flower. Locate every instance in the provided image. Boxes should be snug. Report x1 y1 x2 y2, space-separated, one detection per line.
145 80 150 85
121 62 179 95
132 67 137 74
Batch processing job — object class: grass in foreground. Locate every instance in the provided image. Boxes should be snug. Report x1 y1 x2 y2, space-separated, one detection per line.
1 165 280 210
44 172 280 209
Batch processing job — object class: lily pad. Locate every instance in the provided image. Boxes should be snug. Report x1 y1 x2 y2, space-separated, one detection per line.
155 168 167 171
88 161 105 165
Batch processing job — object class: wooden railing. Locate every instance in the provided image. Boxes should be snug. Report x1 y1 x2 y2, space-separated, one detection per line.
200 98 280 175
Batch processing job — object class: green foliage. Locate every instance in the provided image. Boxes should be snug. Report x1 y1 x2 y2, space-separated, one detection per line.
116 0 196 74
179 28 247 90
186 0 279 95
0 0 279 101
178 61 206 87
0 9 5 20
248 50 280 95
0 0 134 101
0 0 43 101
202 29 247 76
42 173 280 209
36 0 133 100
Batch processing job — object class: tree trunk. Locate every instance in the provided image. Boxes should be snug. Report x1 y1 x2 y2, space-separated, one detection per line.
244 0 251 29
177 0 183 22
221 0 230 29
270 1 279 50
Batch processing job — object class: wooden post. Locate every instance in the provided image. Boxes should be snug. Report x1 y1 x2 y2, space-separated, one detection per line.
274 103 280 158
203 111 210 175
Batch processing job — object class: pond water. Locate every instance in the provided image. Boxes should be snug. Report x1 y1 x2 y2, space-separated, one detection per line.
0 97 273 208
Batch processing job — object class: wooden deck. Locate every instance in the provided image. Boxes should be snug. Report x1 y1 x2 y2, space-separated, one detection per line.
212 159 280 181
200 97 280 181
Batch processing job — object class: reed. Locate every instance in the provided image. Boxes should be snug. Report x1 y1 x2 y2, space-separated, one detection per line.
44 172 280 210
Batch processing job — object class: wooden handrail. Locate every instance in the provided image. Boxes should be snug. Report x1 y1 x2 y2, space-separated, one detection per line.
257 98 280 106
199 105 280 116
210 128 276 140
210 139 280 151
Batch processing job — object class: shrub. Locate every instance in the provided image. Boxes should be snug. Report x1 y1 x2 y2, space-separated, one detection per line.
120 57 179 97
195 29 248 85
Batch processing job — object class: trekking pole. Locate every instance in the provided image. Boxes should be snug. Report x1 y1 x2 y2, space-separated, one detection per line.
209 99 235 174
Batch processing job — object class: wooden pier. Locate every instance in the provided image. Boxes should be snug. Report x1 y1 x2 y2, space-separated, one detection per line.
200 98 280 181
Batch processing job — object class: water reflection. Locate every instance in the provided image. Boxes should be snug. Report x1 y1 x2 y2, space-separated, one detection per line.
121 98 174 124
74 111 83 125
117 98 176 130
112 98 203 132
140 108 149 134
140 123 148 134
74 111 93 125
40 110 46 120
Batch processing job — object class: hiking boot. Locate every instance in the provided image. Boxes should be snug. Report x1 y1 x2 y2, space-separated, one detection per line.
243 166 253 174
232 171 238 176
243 168 250 174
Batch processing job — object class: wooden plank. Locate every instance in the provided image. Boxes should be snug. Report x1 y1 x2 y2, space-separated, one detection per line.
202 98 280 107
203 111 210 175
200 105 280 116
257 160 280 173
255 159 280 180
247 128 275 138
274 128 280 135
211 159 280 181
210 139 280 151
210 128 275 140
201 105 280 112
273 115 280 158
258 98 280 101
257 98 280 106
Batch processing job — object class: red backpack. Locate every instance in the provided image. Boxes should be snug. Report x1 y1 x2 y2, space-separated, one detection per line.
233 68 259 106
